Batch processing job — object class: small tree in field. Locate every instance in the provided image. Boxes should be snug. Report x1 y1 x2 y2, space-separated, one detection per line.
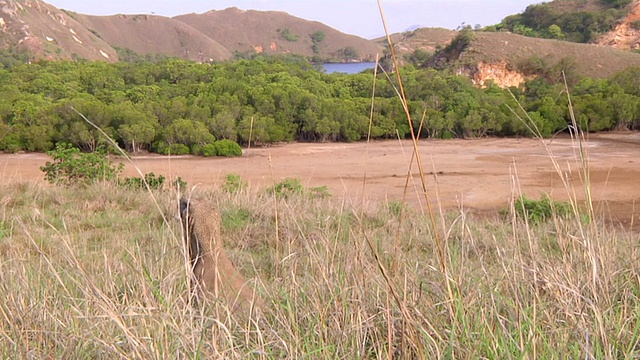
40 143 123 186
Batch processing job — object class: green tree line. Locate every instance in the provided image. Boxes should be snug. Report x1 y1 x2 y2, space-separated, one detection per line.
0 56 639 154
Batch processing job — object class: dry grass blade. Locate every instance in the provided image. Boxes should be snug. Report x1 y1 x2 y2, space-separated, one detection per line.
377 0 456 324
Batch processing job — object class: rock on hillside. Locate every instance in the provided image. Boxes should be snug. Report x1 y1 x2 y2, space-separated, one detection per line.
72 13 232 62
0 0 117 61
174 7 383 61
596 0 640 51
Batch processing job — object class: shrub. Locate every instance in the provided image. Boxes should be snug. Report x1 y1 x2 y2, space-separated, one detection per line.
267 178 331 199
514 194 572 224
121 172 166 190
279 28 299 42
172 177 188 191
40 143 123 186
267 178 304 198
214 139 243 157
153 142 191 156
222 173 247 194
309 185 331 199
200 143 218 157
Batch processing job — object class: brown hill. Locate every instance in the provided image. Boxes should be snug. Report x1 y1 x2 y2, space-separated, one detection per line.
71 13 232 62
174 7 383 61
382 27 640 88
0 1 381 63
377 27 457 53
455 31 640 86
0 0 117 61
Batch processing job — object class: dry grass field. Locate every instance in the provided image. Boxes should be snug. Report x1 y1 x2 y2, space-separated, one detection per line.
1 132 639 358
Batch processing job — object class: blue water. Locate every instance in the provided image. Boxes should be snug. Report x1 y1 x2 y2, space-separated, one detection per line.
320 62 377 74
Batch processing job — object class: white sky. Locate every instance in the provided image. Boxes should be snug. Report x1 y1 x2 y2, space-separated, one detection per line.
45 0 543 39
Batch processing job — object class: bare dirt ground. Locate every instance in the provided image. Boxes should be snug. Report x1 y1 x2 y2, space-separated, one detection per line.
2 133 639 230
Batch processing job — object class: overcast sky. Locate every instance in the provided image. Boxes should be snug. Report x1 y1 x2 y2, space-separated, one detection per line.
45 0 543 39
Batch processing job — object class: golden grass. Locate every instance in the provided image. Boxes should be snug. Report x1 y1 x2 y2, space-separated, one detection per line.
0 179 638 358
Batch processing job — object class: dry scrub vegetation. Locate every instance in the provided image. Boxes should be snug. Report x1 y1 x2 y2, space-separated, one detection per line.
0 172 638 358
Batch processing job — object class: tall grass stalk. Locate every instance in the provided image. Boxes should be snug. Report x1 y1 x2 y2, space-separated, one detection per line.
378 1 456 341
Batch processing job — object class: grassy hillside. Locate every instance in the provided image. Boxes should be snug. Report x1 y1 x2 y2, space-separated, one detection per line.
456 31 640 79
0 1 381 63
174 8 382 61
72 14 233 62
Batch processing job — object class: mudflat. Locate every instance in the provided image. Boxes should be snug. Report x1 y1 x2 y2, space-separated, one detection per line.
2 132 639 229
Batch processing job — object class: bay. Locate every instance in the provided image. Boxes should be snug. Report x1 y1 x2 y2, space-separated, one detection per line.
319 62 376 74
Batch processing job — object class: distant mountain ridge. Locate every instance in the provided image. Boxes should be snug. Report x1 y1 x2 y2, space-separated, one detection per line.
2 0 640 90
0 0 383 62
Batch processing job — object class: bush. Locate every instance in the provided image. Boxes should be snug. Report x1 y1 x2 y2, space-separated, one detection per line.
214 139 243 157
279 28 299 42
267 178 331 199
222 173 247 193
40 143 123 186
513 194 572 224
309 185 331 199
200 143 218 157
267 178 304 198
156 143 191 155
121 172 166 190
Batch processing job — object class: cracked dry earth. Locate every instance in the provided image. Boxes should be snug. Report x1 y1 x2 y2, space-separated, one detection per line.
2 132 639 230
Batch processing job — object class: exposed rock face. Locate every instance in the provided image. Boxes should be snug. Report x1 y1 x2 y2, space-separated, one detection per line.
597 0 640 51
457 61 528 88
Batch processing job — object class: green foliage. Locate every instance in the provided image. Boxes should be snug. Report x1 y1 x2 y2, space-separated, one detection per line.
221 207 253 230
268 178 304 198
335 47 359 62
441 28 475 60
0 220 7 240
310 31 326 55
0 56 639 156
308 185 331 199
172 177 188 191
496 2 629 43
222 173 247 194
214 139 243 157
387 200 405 217
199 143 218 157
154 143 191 156
39 143 123 186
405 49 433 68
0 48 30 69
267 178 331 199
121 172 166 190
513 194 572 224
310 31 326 44
278 28 299 42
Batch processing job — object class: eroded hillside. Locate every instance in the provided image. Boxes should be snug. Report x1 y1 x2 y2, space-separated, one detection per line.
0 0 117 61
597 0 640 50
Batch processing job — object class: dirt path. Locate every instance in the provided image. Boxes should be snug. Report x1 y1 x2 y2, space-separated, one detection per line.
2 133 639 229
